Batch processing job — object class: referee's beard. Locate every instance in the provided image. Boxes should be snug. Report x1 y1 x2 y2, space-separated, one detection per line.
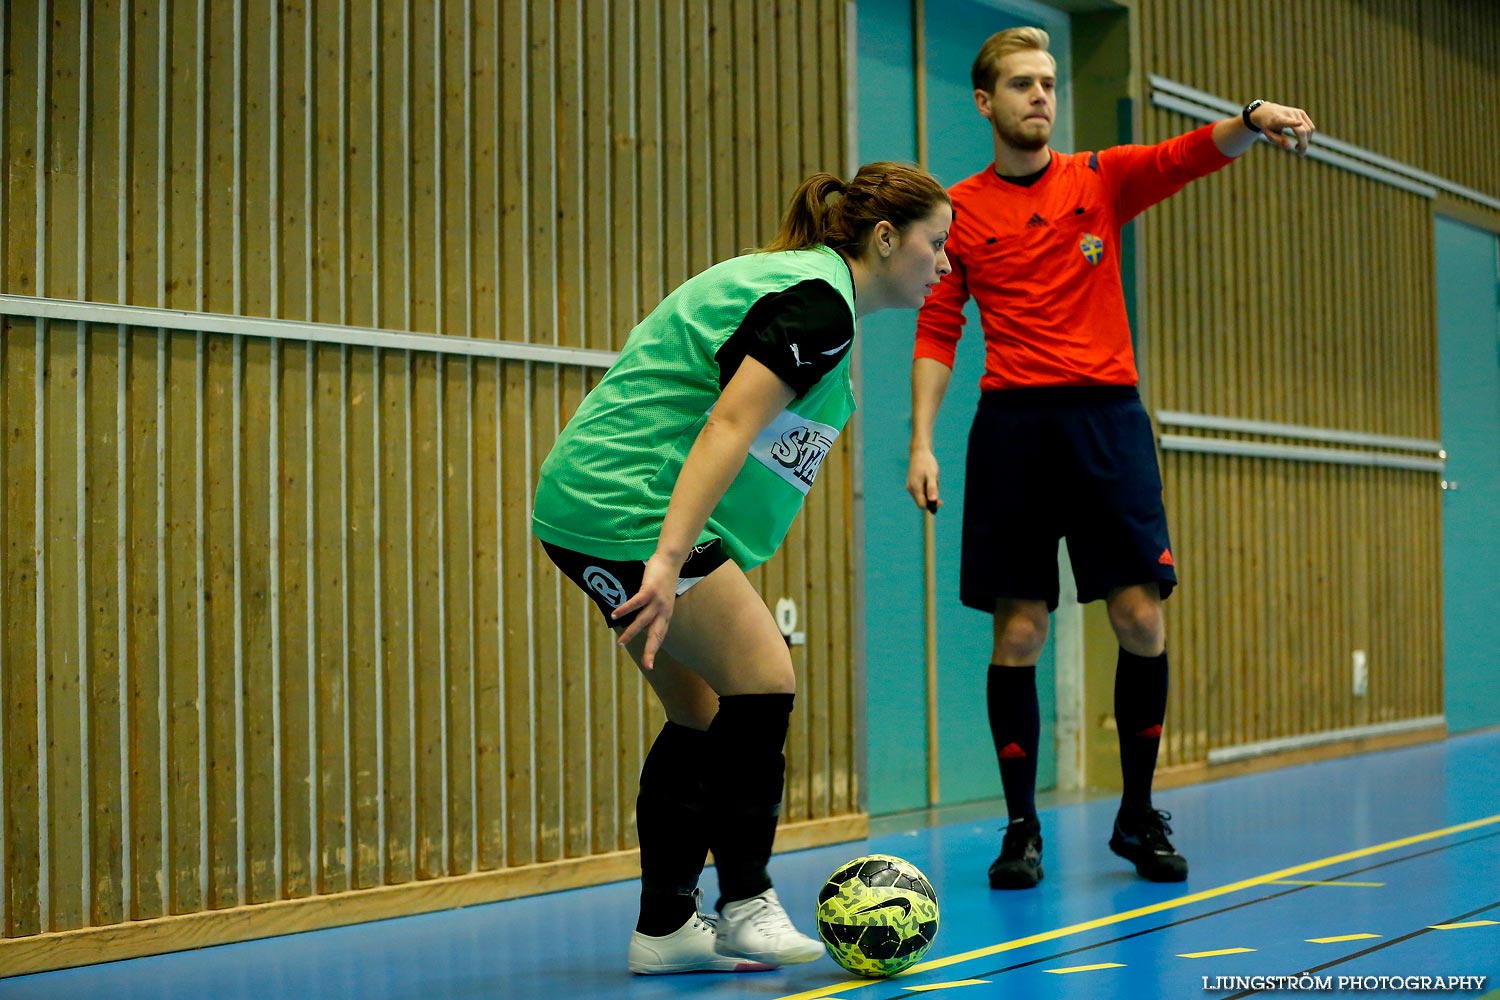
995 118 1051 153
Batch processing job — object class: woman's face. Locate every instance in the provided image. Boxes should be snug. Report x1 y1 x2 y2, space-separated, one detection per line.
876 204 954 309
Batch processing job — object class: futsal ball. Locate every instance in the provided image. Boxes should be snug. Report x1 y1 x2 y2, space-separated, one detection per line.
815 854 939 978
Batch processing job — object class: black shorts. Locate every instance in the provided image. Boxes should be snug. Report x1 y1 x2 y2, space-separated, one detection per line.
540 539 732 629
960 386 1177 612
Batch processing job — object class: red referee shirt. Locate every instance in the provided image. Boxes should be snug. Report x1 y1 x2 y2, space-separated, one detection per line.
914 123 1233 391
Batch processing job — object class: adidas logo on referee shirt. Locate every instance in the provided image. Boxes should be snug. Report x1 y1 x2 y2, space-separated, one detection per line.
1025 213 1048 228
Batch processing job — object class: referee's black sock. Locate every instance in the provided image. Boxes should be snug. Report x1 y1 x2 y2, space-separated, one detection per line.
704 693 795 911
987 664 1040 822
1115 648 1169 813
635 721 710 936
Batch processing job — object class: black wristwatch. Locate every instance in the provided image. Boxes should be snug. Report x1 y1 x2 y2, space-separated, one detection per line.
1242 99 1265 134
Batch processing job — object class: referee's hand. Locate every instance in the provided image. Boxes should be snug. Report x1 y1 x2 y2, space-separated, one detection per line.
907 449 942 514
1248 101 1316 155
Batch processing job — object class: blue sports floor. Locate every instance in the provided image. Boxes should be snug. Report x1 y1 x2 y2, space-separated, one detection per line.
4 731 1498 1000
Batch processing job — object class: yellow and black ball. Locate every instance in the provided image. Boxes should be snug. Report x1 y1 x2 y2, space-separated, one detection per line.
815 854 939 978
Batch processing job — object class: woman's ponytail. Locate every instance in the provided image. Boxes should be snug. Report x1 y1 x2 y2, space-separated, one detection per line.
763 173 846 252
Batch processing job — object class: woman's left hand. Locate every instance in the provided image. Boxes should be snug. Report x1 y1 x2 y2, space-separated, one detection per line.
611 552 680 669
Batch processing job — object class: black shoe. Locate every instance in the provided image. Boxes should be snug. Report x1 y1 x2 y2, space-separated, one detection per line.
988 817 1044 889
1109 806 1189 882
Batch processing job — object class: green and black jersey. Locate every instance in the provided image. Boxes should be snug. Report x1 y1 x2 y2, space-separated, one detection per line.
531 245 857 570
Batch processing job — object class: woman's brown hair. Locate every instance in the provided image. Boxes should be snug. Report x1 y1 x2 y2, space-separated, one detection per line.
764 161 949 255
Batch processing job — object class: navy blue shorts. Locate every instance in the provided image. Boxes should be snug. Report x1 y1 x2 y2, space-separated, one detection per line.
959 385 1176 612
540 539 731 629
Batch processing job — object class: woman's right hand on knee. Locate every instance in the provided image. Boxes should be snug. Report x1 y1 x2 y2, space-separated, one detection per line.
613 552 681 669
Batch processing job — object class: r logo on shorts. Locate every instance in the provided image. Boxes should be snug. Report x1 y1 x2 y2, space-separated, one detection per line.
581 566 628 608
541 539 732 629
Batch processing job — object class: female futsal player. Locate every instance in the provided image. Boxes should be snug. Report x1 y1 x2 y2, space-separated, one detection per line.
533 161 952 974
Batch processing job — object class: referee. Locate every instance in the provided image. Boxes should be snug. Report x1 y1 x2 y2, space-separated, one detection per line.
905 26 1314 890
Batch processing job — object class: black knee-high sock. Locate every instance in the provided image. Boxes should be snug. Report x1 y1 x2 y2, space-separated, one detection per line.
636 721 711 935
1115 648 1169 812
704 692 795 910
987 665 1039 822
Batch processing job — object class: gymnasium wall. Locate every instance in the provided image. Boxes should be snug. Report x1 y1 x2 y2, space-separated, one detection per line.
1132 0 1500 776
0 0 857 975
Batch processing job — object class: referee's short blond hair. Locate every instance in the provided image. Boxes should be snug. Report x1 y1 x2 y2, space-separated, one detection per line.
971 26 1053 95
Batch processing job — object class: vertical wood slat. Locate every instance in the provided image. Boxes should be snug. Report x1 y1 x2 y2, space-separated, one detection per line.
123 324 162 921
408 5 444 885
751 0 797 823
85 6 131 924
202 0 240 909
552 1 590 865
574 5 614 859
2 312 40 937
273 340 310 902
307 343 344 895
492 0 527 877
410 354 445 879
470 357 502 871
238 0 279 905
345 350 379 890
659 2 687 295
369 348 399 884
706 0 735 267
446 355 478 872
467 0 501 870
804 412 832 825
817 0 847 814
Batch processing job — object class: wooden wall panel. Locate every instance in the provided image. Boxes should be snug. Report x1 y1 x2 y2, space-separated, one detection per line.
1136 0 1492 768
2 0 854 973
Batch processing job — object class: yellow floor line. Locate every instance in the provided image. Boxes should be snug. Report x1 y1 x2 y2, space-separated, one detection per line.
1307 933 1381 943
899 980 990 992
1268 879 1384 887
1043 963 1125 974
1429 920 1499 930
773 812 1500 1000
1178 947 1256 958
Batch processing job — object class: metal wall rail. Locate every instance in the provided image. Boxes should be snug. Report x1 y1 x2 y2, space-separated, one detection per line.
0 294 621 369
1208 714 1447 765
1149 75 1500 211
1160 433 1446 473
1157 409 1446 474
1156 410 1443 454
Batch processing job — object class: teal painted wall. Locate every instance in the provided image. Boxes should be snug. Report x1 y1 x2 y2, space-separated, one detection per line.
856 0 1071 815
855 0 929 815
1436 215 1500 733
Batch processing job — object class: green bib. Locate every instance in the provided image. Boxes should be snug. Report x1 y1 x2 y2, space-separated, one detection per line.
532 246 856 570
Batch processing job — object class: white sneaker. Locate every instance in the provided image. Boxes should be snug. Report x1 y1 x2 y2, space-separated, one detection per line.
628 891 774 975
715 887 826 966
